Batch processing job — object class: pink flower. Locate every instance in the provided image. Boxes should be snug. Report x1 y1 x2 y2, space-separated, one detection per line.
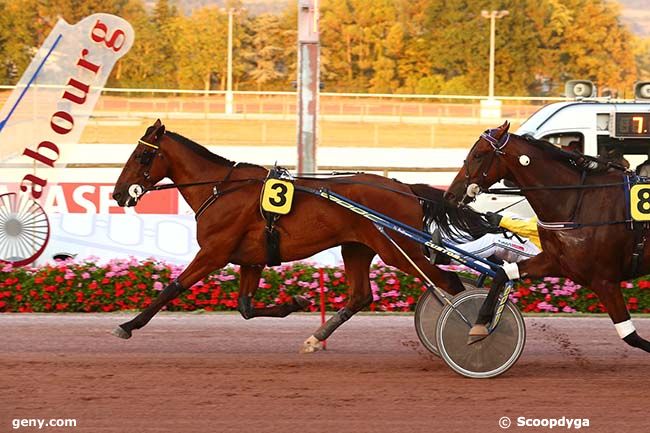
81 272 91 279
153 281 164 291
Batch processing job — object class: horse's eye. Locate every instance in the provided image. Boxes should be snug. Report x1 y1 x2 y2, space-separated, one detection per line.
474 153 484 160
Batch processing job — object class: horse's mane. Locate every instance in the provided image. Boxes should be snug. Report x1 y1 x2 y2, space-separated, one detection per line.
519 134 583 171
165 131 262 169
409 184 502 242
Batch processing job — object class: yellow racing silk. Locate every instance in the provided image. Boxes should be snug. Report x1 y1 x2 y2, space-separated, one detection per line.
499 216 542 249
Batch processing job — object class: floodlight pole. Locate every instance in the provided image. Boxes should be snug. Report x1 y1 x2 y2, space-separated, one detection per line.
225 8 234 115
297 0 319 174
481 9 509 99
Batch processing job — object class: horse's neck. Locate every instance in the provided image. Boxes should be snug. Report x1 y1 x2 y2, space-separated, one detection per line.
165 142 234 212
514 162 584 223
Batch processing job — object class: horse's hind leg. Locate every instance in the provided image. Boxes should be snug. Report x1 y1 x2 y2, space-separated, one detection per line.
237 265 311 319
301 243 375 354
112 249 222 339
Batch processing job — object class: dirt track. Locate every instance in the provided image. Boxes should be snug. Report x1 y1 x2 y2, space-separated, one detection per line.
1 313 649 433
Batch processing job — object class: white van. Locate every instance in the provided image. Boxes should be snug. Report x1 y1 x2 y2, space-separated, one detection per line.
473 100 650 217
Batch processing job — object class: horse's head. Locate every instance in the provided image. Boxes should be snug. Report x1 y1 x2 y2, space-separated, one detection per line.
445 121 514 206
112 119 171 207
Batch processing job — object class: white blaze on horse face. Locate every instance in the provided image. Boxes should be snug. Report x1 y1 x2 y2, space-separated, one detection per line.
128 184 143 199
466 183 481 198
519 155 531 166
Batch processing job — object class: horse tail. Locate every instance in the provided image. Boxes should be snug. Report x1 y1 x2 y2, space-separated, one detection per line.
408 183 500 241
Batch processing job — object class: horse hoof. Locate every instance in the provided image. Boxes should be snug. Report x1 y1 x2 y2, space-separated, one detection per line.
299 335 322 354
467 324 489 345
293 295 311 311
111 326 132 340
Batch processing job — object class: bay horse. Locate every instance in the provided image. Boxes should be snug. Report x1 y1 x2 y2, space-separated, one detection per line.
110 120 492 352
445 121 650 352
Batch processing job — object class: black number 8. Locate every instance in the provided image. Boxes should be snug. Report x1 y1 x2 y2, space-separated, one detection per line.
269 183 288 207
637 188 650 214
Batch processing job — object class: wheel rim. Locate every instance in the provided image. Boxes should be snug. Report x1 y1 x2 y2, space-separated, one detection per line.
414 278 480 357
0 192 50 266
436 290 526 378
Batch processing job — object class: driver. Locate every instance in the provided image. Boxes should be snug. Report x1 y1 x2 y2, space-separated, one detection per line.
446 212 541 264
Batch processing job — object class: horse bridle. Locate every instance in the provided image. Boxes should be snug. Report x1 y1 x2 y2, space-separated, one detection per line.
125 138 160 201
463 128 510 202
137 138 160 181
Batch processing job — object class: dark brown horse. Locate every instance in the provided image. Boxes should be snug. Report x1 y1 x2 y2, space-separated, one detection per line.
445 121 650 352
110 120 491 352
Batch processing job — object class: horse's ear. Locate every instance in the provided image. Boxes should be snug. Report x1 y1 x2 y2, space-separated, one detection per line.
151 119 165 142
494 120 510 138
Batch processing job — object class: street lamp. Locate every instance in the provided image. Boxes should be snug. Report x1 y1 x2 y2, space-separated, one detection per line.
481 9 509 99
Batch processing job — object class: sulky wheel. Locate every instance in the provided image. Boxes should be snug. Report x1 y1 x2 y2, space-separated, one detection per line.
435 289 525 378
414 276 480 357
0 192 50 266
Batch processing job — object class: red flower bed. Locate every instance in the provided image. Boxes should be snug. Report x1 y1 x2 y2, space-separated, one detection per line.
0 259 648 313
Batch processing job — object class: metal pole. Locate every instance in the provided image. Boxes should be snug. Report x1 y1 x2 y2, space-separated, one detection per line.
297 0 319 174
481 10 508 100
488 13 496 99
225 8 234 115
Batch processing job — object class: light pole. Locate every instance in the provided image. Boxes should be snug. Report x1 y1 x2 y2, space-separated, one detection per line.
481 9 509 99
225 8 234 115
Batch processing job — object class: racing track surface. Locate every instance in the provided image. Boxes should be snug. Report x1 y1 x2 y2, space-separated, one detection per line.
1 314 649 433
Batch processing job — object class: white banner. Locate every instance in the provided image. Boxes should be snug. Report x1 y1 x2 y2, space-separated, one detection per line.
0 13 134 198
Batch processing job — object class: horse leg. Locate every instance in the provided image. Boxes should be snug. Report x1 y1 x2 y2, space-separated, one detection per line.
589 278 650 352
469 252 559 341
301 243 375 354
237 265 311 319
111 249 222 339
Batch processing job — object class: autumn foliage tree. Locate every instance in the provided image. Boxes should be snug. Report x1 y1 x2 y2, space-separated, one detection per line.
0 0 647 97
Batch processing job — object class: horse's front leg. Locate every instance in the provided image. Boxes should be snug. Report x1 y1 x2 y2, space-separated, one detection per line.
468 252 559 342
111 248 222 339
589 277 650 352
237 265 311 319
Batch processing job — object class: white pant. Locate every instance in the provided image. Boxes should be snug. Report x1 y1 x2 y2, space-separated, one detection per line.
453 232 540 263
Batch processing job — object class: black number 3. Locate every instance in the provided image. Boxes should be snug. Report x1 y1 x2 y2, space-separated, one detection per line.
269 183 288 207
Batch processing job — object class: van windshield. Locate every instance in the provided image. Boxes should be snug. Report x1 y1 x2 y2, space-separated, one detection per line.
515 103 569 135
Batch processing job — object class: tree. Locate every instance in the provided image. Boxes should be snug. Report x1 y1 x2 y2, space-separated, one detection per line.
244 14 287 90
170 7 228 90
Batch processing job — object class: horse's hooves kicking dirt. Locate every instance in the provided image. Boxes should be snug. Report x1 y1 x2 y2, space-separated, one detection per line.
111 326 132 340
299 336 322 354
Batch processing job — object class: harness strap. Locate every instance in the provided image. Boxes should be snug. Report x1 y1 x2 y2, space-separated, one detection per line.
630 224 647 279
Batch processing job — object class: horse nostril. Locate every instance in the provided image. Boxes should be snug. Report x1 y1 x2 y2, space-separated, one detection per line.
113 192 122 201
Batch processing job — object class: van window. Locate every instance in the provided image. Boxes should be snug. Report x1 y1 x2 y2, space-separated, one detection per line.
541 133 584 153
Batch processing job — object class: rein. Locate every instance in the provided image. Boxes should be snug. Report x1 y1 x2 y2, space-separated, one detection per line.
486 181 628 194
